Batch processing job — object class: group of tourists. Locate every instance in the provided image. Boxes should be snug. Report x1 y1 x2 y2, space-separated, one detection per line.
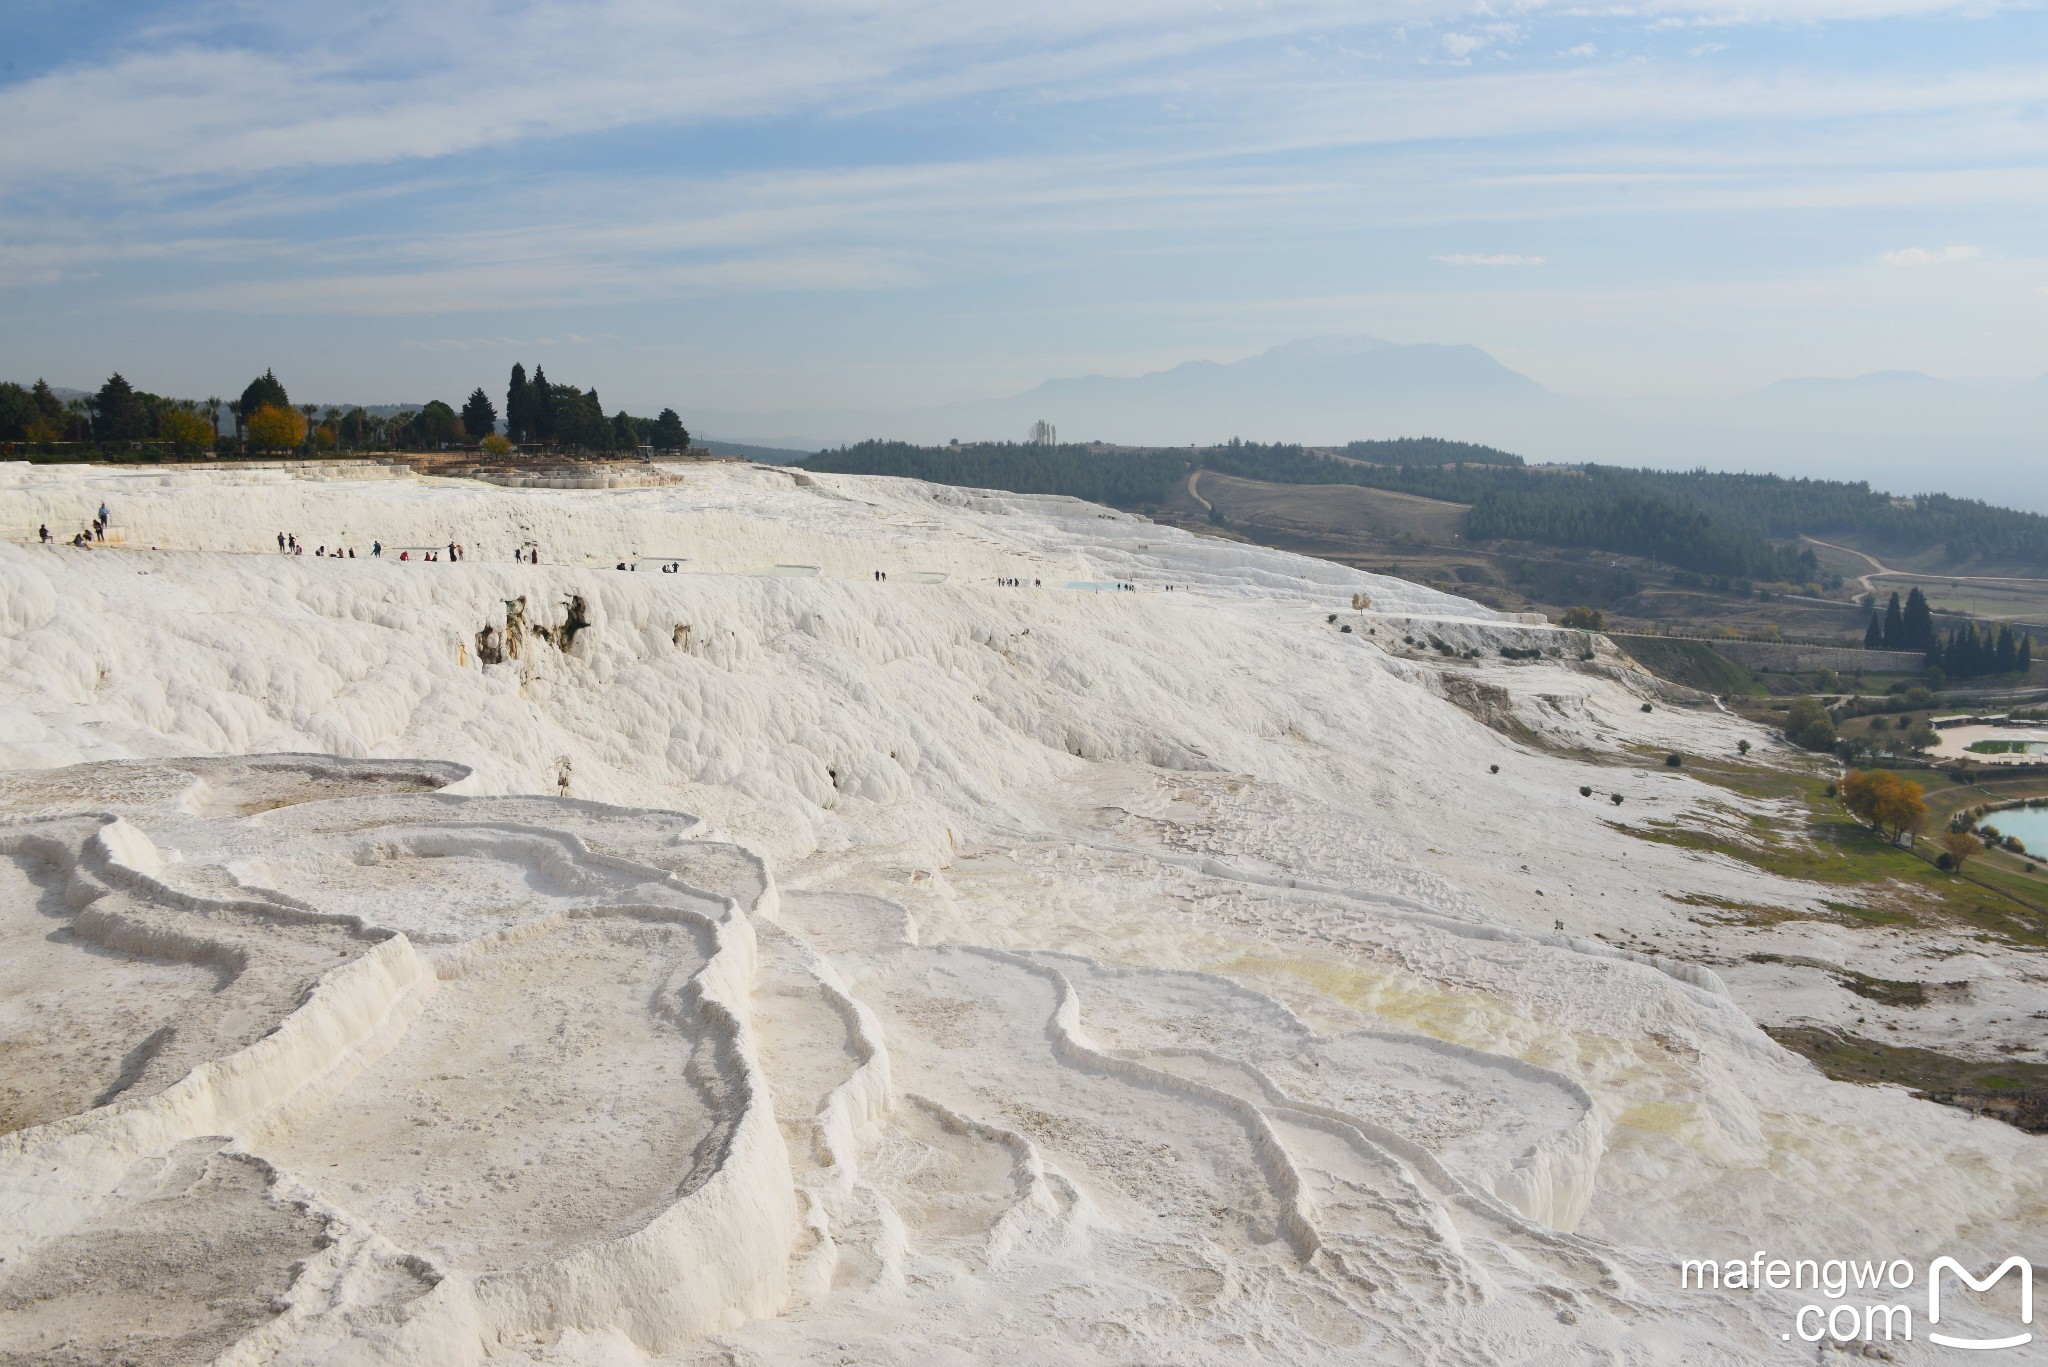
384 542 466 562
39 501 111 549
270 532 483 562
32 509 545 568
276 532 361 557
30 518 1126 599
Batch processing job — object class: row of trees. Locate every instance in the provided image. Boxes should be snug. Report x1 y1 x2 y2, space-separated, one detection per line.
2 365 692 458
1864 589 1937 651
1931 622 2034 679
1862 589 2035 678
1339 436 1522 467
0 375 220 451
230 371 479 453
0 379 82 443
502 364 689 453
0 368 466 454
1637 470 2048 566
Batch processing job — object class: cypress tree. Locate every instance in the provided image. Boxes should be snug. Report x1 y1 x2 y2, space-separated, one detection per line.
2020 634 2034 674
531 366 555 442
1864 613 1884 650
1956 624 1986 676
1903 588 1933 651
1882 592 1905 648
1996 625 2018 673
506 363 530 442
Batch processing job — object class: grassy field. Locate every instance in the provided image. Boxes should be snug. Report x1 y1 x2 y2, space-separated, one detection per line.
1613 753 2048 1129
1618 753 2048 1127
1764 1027 2048 1131
1618 756 2048 947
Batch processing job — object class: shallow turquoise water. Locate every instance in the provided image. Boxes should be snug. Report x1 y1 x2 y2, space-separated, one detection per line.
1980 805 2048 850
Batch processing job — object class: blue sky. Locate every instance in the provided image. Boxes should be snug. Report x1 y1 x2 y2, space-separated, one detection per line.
3 0 2044 418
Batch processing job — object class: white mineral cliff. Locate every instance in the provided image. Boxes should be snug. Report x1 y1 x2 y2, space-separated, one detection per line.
0 461 2038 1364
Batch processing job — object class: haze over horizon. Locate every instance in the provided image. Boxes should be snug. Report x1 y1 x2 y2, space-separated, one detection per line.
5 1 2046 492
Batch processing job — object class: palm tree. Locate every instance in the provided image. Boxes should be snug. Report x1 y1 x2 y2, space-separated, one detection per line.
322 406 342 450
204 396 223 440
298 403 319 452
227 398 246 451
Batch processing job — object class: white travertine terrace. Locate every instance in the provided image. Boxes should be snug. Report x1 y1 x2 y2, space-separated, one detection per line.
0 460 2039 1363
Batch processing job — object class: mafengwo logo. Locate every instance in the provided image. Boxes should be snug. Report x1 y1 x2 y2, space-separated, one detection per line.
1929 1257 2032 1352
1679 1253 2033 1349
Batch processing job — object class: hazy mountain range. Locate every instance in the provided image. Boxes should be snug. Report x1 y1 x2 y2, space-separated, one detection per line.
682 335 2048 510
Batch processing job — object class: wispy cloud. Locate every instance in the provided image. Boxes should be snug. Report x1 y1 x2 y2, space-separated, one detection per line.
1439 22 1521 60
1 2 2017 196
141 250 924 315
401 334 607 352
1 0 2043 402
1880 244 1984 265
0 2 1436 190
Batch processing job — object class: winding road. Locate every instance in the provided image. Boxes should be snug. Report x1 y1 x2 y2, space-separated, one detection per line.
1802 535 2048 595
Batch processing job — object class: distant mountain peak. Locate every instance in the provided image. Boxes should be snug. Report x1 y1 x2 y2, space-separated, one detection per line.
1754 370 1947 396
1021 334 1548 406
